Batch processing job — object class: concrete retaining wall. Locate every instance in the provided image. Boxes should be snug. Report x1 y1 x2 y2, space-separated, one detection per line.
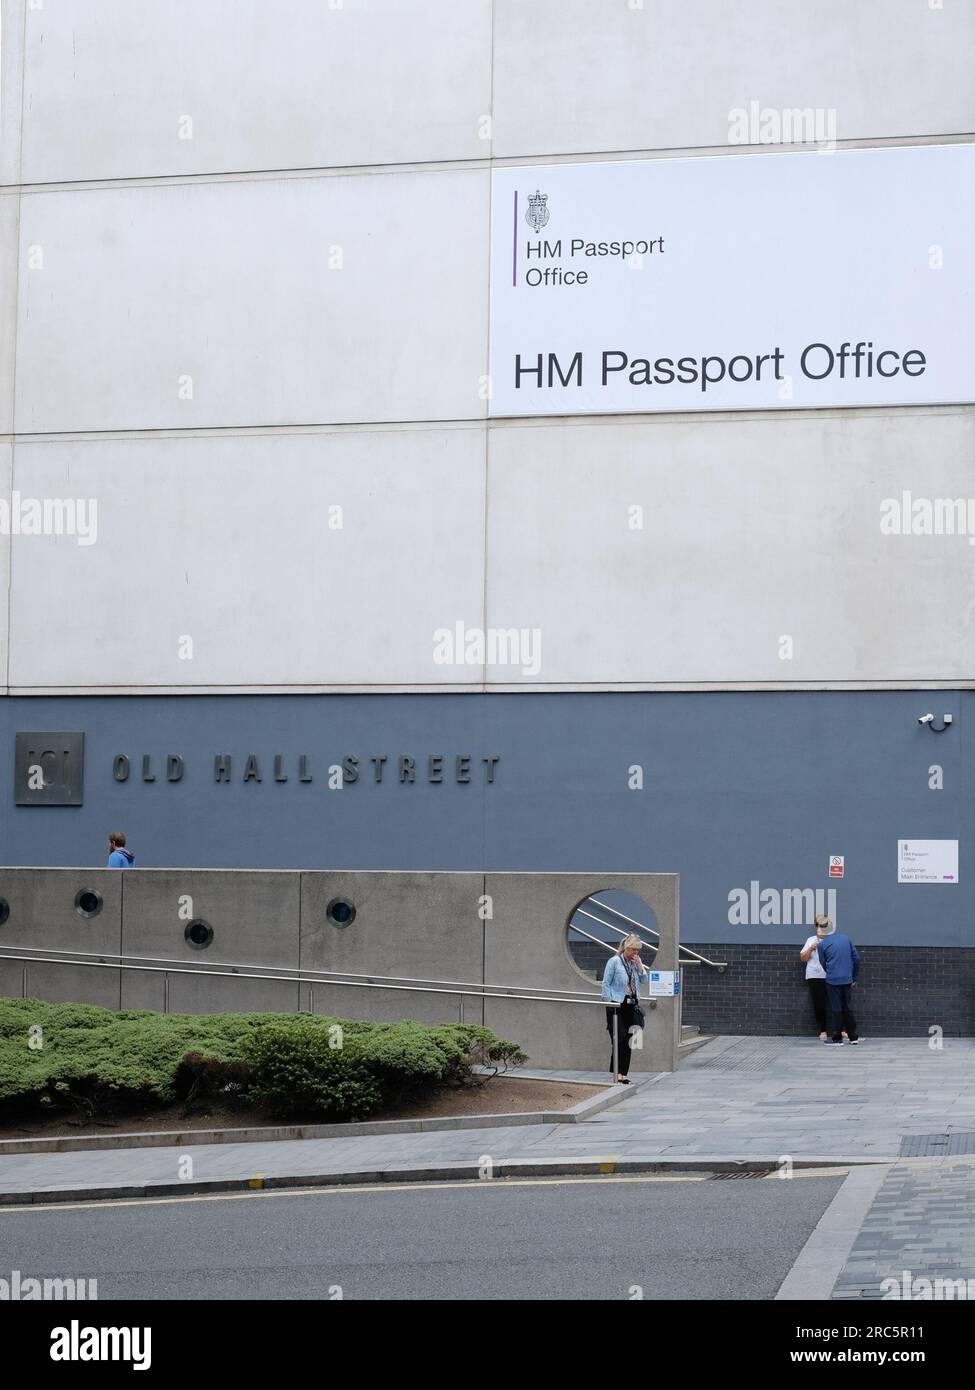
0 868 680 1072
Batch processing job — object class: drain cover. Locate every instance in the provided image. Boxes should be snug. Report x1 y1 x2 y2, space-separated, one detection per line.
694 1040 795 1072
709 1169 768 1180
899 1131 975 1157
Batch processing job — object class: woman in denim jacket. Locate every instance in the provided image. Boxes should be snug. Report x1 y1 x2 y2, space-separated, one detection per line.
601 934 649 1083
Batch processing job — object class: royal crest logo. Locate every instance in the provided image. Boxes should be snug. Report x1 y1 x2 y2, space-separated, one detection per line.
525 190 550 232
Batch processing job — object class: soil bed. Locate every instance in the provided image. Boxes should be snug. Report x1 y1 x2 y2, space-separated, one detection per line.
0 1075 603 1140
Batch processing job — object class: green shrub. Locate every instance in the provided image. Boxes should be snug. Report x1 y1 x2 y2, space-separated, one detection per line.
425 1023 527 1077
241 1023 381 1119
0 998 525 1124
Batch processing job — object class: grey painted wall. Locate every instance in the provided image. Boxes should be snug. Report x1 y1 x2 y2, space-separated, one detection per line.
0 692 970 948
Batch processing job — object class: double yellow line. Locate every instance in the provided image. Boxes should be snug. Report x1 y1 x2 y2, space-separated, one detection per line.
0 1167 850 1215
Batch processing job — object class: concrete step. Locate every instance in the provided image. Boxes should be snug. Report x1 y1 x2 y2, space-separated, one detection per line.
678 1029 713 1058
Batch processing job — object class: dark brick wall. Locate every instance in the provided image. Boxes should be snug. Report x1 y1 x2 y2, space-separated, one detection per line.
571 942 615 983
570 942 975 1038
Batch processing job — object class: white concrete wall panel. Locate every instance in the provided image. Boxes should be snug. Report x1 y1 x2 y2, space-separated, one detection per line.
0 441 10 690
5 4 974 697
14 169 489 434
484 411 975 686
7 428 486 688
0 190 18 444
0 6 17 553
0 1 26 186
0 191 18 436
19 0 493 183
492 0 975 158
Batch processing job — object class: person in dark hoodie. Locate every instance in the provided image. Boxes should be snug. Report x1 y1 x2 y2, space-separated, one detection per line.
816 917 860 1045
106 831 135 868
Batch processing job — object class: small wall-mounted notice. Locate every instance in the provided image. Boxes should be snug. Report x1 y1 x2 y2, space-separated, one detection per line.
648 970 680 997
829 856 845 879
898 840 959 884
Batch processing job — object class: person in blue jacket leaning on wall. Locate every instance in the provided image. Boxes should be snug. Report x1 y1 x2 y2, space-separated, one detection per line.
816 915 861 1045
601 934 649 1083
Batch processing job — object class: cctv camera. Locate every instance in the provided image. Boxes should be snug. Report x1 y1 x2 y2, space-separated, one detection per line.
918 713 934 725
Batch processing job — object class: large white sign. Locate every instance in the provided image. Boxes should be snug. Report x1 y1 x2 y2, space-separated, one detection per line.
898 839 959 884
489 144 975 417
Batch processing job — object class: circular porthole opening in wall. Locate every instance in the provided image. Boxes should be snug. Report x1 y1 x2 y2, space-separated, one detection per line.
0 899 9 926
74 889 103 919
566 891 659 985
326 897 356 929
184 919 214 950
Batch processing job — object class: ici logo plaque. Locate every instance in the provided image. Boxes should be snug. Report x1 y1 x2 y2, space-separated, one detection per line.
15 733 86 806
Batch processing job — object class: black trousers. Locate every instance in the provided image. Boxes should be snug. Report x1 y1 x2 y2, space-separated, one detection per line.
807 978 828 1033
606 1000 637 1075
826 982 858 1042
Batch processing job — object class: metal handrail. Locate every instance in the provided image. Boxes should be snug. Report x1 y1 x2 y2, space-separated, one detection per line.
581 898 726 971
577 904 657 939
576 907 659 952
0 945 620 1007
569 921 702 970
4 943 600 996
574 906 698 965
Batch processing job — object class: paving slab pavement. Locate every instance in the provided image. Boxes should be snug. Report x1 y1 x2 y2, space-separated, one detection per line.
830 1157 975 1300
3 1037 974 1209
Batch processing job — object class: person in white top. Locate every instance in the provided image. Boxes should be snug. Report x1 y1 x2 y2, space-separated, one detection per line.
800 915 831 1041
